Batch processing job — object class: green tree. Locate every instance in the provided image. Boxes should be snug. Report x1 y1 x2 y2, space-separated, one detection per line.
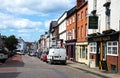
5 35 18 51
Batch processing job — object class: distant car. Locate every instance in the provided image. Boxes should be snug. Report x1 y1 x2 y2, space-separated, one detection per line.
41 53 47 62
16 50 24 55
0 49 8 63
37 52 42 58
29 52 34 56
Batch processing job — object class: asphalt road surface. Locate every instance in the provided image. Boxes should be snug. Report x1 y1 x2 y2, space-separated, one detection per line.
0 55 98 78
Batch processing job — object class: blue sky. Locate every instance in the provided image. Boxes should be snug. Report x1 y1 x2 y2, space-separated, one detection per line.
0 0 75 42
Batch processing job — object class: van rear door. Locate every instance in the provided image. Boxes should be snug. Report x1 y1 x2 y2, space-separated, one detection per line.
59 48 66 60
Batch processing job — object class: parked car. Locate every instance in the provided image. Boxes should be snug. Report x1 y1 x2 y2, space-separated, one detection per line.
29 52 35 56
47 48 67 64
0 49 8 63
37 52 42 59
16 50 24 55
41 53 47 62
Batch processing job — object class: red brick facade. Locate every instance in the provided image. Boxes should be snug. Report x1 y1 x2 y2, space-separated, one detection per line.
90 53 96 60
118 33 120 72
106 56 118 72
76 0 85 8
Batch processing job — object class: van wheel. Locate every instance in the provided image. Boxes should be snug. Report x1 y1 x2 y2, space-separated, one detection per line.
62 61 66 65
49 60 53 64
0 59 6 63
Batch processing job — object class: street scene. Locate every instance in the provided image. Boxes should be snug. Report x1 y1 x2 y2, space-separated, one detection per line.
0 0 120 78
0 54 119 78
0 54 94 78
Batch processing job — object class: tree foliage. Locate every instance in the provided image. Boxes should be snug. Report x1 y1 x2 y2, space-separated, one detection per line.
5 35 18 51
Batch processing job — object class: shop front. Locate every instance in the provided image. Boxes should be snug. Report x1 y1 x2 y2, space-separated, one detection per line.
76 42 89 65
66 39 76 61
88 31 120 72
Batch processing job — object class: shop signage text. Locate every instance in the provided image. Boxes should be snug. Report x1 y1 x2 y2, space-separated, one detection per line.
93 36 110 41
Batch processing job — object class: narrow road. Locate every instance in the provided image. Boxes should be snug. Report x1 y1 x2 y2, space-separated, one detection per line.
0 55 98 78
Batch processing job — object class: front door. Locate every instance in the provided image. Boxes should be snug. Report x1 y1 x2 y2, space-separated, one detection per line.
102 42 107 61
100 42 107 70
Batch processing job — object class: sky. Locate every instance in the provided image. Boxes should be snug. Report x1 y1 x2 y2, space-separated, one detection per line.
0 0 75 42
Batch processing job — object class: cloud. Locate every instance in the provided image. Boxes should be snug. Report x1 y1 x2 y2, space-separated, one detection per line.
0 0 76 42
13 19 42 29
0 0 75 15
0 12 42 29
44 20 51 28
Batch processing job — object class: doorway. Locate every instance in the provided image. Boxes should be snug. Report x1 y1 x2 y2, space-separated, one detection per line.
100 42 108 70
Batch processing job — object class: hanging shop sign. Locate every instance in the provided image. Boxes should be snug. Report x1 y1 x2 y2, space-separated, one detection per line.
88 16 98 29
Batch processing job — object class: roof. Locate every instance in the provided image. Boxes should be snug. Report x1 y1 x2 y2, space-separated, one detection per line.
66 6 76 19
49 21 58 32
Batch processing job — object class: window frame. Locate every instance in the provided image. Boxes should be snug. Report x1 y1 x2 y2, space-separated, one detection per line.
107 41 118 56
90 42 97 54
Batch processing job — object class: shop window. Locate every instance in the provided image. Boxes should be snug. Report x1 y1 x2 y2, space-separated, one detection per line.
90 42 97 53
80 46 87 59
107 41 118 56
80 47 82 58
85 47 88 59
82 47 85 58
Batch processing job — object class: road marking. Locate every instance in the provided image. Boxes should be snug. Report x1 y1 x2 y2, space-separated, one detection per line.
0 67 17 72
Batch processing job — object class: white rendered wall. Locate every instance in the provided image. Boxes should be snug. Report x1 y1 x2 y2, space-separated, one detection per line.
58 12 67 42
88 0 120 34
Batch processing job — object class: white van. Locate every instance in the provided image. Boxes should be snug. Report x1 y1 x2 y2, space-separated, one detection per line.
47 48 67 64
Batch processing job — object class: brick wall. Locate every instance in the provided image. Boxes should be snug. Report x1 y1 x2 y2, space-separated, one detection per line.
77 4 88 42
106 33 120 72
76 0 85 8
90 53 96 60
106 56 119 72
118 33 120 72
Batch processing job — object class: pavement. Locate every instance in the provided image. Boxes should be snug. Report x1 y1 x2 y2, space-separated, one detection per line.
1 54 120 78
67 60 120 78
0 54 24 72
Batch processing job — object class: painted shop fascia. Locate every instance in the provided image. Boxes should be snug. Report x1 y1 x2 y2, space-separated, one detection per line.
88 33 118 42
88 30 120 72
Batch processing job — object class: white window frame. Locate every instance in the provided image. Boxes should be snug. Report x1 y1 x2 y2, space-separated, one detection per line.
90 42 97 54
107 41 118 56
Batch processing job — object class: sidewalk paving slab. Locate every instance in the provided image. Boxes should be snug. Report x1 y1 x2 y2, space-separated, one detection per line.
67 60 120 78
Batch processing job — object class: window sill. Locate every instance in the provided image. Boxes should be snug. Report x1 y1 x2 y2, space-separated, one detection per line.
107 54 118 56
90 52 96 54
